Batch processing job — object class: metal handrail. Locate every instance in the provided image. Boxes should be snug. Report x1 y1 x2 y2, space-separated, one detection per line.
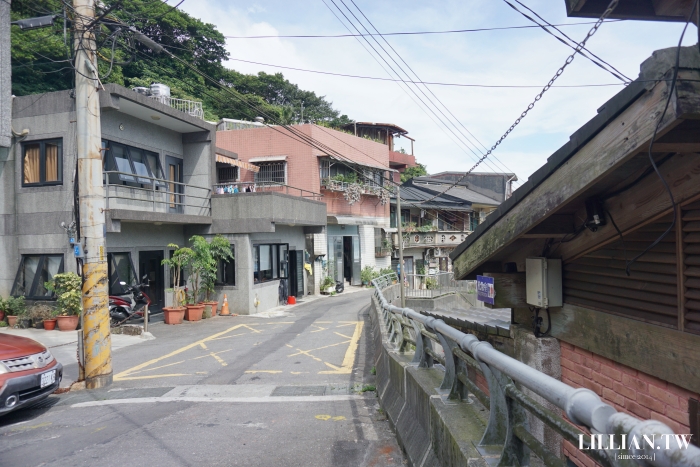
371 273 700 467
213 181 323 201
103 170 211 214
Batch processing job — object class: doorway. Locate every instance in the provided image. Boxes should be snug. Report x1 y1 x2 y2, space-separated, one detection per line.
341 236 361 286
139 250 164 312
166 156 183 213
288 250 304 298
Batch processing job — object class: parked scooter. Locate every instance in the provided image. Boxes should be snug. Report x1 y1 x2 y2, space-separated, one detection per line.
335 280 344 294
109 275 151 327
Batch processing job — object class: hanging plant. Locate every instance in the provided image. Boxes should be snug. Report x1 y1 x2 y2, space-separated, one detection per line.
344 183 362 205
379 189 390 205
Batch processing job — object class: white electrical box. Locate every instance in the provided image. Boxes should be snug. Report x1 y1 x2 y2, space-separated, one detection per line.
526 258 562 308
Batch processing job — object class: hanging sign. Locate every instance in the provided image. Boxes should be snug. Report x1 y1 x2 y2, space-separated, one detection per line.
476 275 495 305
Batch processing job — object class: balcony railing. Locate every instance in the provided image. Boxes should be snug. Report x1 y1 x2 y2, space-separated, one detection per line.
104 171 211 216
150 95 204 119
371 273 700 467
375 246 391 258
396 231 472 248
214 181 323 201
320 178 390 197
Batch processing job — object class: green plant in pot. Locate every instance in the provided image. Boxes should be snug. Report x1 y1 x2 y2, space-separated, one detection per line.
45 273 82 331
28 304 58 330
321 276 336 294
161 243 194 324
200 235 233 318
5 296 27 328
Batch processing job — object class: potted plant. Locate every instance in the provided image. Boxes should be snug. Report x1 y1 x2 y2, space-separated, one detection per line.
183 289 204 321
28 304 57 330
161 243 193 325
321 276 336 294
201 235 233 317
360 266 377 287
45 273 82 331
6 296 27 328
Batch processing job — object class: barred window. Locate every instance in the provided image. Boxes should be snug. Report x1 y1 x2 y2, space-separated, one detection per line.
254 162 286 184
218 166 238 183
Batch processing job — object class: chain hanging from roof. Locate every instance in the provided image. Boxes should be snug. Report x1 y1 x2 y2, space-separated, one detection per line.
343 183 362 205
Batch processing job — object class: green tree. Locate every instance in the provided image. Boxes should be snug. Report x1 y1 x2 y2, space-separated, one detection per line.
400 163 428 183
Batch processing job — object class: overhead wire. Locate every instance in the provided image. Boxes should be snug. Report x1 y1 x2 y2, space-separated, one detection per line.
414 0 622 206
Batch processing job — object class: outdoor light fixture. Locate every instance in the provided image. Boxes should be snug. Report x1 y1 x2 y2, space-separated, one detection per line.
151 115 160 121
11 15 57 31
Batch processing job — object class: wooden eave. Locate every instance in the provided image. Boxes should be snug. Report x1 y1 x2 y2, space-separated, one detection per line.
451 68 700 279
564 0 697 22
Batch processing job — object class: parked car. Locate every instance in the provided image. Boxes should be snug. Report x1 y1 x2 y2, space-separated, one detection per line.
0 334 63 415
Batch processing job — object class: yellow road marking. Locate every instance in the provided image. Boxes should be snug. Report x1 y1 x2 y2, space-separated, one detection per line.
290 348 323 362
287 340 350 358
290 371 309 375
114 324 247 381
334 332 352 339
263 322 295 325
285 344 293 348
210 352 227 367
315 321 333 323
310 325 327 333
245 370 282 374
10 422 52 432
200 343 208 350
208 333 247 341
241 324 262 334
196 372 208 374
335 323 359 328
319 321 362 374
315 415 346 421
93 426 106 433
116 374 190 380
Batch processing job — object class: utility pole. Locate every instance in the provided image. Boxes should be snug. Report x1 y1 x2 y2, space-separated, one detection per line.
74 0 112 389
396 185 405 308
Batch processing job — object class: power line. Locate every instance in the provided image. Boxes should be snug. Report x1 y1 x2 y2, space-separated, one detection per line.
221 20 623 39
225 57 627 89
416 0 622 206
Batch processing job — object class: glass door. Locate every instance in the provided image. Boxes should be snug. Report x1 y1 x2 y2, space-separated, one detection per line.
166 156 183 213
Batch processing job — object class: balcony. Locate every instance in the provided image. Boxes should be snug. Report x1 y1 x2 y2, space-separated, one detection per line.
396 230 472 249
104 171 212 224
214 181 323 201
320 178 391 204
375 246 391 258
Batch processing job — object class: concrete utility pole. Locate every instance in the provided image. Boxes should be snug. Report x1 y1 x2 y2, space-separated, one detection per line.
396 186 405 308
74 0 112 389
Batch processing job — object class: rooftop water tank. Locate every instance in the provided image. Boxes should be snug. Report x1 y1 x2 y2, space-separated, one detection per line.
150 83 171 99
132 86 150 96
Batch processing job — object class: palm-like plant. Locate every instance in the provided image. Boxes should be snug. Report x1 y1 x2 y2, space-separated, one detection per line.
161 243 194 308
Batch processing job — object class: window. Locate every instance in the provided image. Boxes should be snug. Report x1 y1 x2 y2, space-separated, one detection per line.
469 212 480 231
216 245 236 286
103 140 165 186
390 206 397 228
107 252 137 295
11 255 64 299
22 140 62 186
319 157 384 187
217 166 239 184
254 162 286 184
253 244 288 284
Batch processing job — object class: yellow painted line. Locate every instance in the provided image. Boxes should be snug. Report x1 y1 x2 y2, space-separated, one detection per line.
196 372 208 374
244 370 282 374
115 373 190 381
290 371 309 375
315 321 333 323
285 344 293 348
287 340 350 357
241 324 262 334
263 322 295 325
127 359 188 375
310 325 327 333
210 352 227 367
114 324 247 381
93 426 106 433
319 321 363 375
290 348 323 362
208 333 247 341
335 323 359 328
199 343 208 350
10 422 52 432
334 332 352 339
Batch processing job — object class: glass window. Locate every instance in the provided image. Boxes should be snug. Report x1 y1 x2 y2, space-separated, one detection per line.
103 140 166 186
22 140 63 186
11 255 65 299
216 245 236 286
253 244 289 284
110 144 136 182
108 252 137 295
129 147 153 184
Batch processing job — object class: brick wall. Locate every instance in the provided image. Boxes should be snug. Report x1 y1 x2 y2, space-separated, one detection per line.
560 341 699 467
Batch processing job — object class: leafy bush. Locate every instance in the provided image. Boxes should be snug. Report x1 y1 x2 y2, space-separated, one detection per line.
45 272 82 316
378 267 394 278
162 243 194 308
360 266 378 284
5 296 27 317
425 277 439 290
321 276 336 289
28 304 57 322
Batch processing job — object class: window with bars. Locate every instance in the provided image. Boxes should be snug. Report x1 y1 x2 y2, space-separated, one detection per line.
318 157 384 186
22 139 62 187
254 162 286 184
217 166 239 184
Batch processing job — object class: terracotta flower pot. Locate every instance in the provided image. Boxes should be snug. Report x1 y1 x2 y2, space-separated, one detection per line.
57 315 79 331
184 304 204 322
7 315 17 327
0 310 5 321
206 301 218 317
163 307 186 325
43 319 57 331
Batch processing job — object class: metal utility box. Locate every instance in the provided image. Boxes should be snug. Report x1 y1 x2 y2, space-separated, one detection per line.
526 258 562 308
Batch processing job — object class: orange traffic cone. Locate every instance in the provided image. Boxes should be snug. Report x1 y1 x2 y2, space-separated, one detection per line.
220 294 230 316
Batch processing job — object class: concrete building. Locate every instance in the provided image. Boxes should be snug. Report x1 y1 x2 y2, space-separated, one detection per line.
3 83 325 315
389 175 510 276
216 124 394 289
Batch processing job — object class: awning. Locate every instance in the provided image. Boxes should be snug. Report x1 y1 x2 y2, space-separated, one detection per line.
216 154 259 173
316 154 398 172
249 155 287 163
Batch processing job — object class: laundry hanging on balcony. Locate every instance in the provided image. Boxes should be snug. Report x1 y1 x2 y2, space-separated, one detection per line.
216 154 259 173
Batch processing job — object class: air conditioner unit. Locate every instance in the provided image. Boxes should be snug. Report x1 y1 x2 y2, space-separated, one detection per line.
526 258 562 308
392 250 400 259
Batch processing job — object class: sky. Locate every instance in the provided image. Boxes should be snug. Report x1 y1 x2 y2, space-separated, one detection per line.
180 0 698 187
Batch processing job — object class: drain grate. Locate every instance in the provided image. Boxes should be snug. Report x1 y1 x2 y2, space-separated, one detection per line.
271 385 327 396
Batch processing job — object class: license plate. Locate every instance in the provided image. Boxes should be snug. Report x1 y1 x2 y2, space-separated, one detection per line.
40 370 56 388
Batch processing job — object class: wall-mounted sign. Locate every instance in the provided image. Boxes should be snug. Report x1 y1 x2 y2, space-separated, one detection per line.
476 275 495 305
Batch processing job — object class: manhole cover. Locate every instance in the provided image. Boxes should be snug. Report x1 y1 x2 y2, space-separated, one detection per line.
271 385 327 396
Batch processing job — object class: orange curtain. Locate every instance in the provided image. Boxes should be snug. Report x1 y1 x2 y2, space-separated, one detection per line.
23 144 40 184
45 144 59 182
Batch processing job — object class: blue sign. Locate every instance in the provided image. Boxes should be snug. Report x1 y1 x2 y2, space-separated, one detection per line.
476 275 495 305
69 237 75 245
73 244 83 257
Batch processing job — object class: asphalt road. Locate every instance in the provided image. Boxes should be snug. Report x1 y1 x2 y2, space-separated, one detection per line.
0 290 405 467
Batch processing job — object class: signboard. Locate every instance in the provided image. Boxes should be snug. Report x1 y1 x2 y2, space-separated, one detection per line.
476 275 495 305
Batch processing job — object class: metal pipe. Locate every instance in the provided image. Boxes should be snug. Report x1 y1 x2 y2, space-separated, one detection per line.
396 186 405 308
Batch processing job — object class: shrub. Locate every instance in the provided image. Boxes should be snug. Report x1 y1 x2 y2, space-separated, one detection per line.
321 276 336 289
45 272 82 316
360 266 378 284
28 304 57 322
425 277 438 290
5 296 27 317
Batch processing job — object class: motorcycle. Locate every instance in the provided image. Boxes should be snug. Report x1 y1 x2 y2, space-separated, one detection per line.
109 275 151 327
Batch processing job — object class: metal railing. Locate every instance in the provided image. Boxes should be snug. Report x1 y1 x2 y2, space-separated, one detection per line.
104 171 211 216
213 181 323 201
402 272 475 298
150 95 204 119
320 178 391 197
371 273 700 467
398 230 472 248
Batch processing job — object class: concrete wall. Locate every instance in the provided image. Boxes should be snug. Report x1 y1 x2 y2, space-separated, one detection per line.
0 0 10 148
